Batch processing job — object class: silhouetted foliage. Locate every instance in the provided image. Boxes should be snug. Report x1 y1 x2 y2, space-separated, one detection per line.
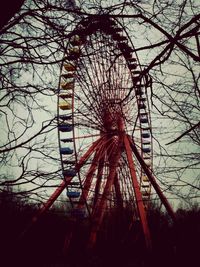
0 189 199 267
0 0 199 207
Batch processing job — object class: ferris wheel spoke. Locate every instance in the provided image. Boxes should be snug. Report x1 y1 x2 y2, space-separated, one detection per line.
77 146 104 210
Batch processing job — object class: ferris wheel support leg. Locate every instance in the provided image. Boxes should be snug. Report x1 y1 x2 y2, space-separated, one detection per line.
88 154 121 249
77 148 102 210
93 157 104 208
124 134 152 251
114 173 123 209
127 135 176 222
75 138 102 170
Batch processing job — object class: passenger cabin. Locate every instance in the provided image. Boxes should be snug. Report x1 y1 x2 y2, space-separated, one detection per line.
138 103 146 109
141 132 150 138
59 93 73 99
140 117 148 123
58 124 73 132
60 147 74 154
135 89 144 95
61 81 74 90
67 191 80 198
61 73 75 79
142 147 151 153
61 138 73 143
62 160 76 165
58 115 72 120
63 63 76 72
59 101 72 110
142 175 149 182
63 168 76 177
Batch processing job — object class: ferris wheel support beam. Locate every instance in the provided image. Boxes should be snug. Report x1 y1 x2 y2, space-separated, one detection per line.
77 148 103 210
127 135 176 222
114 173 124 209
93 156 105 208
88 150 122 249
124 134 152 250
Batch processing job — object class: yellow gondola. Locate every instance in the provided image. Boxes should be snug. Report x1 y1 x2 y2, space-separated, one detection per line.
142 175 149 182
59 101 72 110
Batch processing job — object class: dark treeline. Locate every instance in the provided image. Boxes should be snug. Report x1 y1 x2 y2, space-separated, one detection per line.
0 189 199 267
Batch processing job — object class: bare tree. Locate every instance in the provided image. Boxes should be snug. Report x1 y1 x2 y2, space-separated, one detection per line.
0 0 199 206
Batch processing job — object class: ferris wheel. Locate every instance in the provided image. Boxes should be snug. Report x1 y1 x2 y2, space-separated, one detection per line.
58 15 153 248
32 15 175 251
